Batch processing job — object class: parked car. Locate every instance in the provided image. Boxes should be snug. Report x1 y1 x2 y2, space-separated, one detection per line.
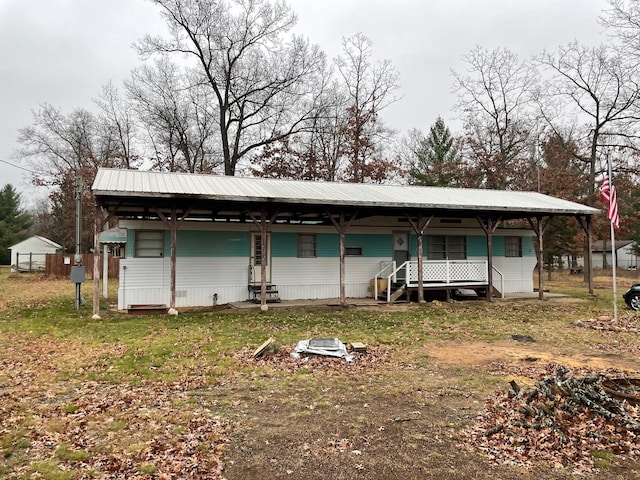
623 283 640 311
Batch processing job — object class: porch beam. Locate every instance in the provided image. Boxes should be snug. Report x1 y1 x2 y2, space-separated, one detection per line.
476 215 501 301
405 214 433 303
328 210 358 307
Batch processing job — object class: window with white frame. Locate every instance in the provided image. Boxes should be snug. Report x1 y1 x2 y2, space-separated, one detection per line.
134 231 164 257
297 234 317 258
505 236 522 257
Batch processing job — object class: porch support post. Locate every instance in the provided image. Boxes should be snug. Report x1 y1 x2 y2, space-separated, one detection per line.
247 208 279 310
154 205 193 310
477 215 500 301
406 214 433 303
527 216 550 300
328 210 358 307
576 215 594 296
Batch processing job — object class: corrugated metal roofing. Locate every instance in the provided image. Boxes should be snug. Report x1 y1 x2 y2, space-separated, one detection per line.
92 168 600 216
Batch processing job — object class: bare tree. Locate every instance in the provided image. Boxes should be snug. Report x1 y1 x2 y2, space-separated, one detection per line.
126 58 220 173
17 103 129 185
536 41 640 205
336 33 400 183
138 0 328 176
452 46 539 189
95 82 139 169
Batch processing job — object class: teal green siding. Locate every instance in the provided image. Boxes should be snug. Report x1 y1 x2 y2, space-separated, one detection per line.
126 229 135 257
345 234 391 257
523 236 536 257
271 232 392 258
493 236 505 257
272 232 298 257
175 230 249 256
467 235 487 256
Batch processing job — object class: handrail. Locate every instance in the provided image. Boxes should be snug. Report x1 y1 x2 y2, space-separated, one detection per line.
491 265 504 298
373 261 396 299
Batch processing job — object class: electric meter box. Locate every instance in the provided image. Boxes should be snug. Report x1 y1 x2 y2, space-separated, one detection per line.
71 266 86 283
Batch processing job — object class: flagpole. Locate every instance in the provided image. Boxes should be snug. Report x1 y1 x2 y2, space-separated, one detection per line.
607 154 618 323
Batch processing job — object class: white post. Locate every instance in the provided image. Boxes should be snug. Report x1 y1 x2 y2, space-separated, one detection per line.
103 244 109 298
607 155 618 323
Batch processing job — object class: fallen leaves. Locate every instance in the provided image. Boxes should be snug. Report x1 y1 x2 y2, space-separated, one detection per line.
461 365 640 474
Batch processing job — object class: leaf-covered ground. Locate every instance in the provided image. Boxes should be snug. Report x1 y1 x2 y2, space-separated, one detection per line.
2 271 640 479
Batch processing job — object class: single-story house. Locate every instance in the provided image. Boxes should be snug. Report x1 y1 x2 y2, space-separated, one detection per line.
91 168 599 312
9 236 63 272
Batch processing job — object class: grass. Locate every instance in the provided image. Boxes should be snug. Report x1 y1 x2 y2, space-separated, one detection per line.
0 269 639 479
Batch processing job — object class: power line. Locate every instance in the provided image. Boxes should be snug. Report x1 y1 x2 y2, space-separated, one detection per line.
0 158 38 174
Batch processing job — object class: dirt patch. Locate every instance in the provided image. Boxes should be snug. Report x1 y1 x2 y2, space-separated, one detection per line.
424 340 640 373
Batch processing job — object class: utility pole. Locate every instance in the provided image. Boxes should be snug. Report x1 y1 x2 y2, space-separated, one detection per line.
71 175 85 310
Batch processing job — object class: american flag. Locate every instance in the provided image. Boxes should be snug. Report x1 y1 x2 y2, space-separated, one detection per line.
600 177 619 229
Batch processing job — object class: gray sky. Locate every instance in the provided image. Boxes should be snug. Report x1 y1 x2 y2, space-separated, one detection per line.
0 0 608 203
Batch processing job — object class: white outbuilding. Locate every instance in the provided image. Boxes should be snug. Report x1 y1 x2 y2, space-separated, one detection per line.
9 236 63 272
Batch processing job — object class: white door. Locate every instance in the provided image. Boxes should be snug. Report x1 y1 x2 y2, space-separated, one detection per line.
250 233 271 284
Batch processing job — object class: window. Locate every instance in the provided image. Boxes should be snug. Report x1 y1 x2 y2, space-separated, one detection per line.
297 234 317 258
505 237 522 257
135 231 164 257
345 246 363 256
110 245 124 258
427 235 466 260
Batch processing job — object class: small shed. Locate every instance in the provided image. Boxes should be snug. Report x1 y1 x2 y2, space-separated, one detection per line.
592 240 638 269
9 236 63 272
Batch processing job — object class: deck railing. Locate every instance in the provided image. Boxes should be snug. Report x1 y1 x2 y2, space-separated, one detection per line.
374 259 490 302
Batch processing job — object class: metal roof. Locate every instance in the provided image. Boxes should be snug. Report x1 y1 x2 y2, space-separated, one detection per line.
92 168 599 217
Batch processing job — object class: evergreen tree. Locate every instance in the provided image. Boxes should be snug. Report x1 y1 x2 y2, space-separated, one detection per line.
409 116 462 186
0 184 33 265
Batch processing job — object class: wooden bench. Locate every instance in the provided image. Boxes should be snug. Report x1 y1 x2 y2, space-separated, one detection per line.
570 267 583 275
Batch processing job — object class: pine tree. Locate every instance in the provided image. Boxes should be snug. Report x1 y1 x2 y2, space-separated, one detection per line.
0 184 33 265
410 117 462 186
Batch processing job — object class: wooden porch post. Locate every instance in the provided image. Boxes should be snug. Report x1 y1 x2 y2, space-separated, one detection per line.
406 214 433 303
576 215 594 296
329 210 358 307
477 216 500 301
528 216 550 300
154 205 193 310
247 208 279 310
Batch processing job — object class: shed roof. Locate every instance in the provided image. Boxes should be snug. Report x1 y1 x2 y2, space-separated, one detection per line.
92 168 599 219
10 235 62 250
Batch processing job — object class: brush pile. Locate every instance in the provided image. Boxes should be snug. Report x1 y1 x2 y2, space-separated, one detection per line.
463 366 640 473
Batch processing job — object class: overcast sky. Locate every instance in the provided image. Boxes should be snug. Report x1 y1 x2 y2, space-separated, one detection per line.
0 0 608 203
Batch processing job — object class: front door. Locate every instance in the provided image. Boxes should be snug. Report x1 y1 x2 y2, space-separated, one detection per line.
393 231 410 282
250 233 271 284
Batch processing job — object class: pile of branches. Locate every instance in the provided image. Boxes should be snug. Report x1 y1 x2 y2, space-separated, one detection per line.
463 366 640 473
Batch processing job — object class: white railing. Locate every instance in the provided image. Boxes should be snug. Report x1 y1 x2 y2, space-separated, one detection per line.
491 265 504 298
373 261 396 301
374 259 490 302
406 260 488 287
